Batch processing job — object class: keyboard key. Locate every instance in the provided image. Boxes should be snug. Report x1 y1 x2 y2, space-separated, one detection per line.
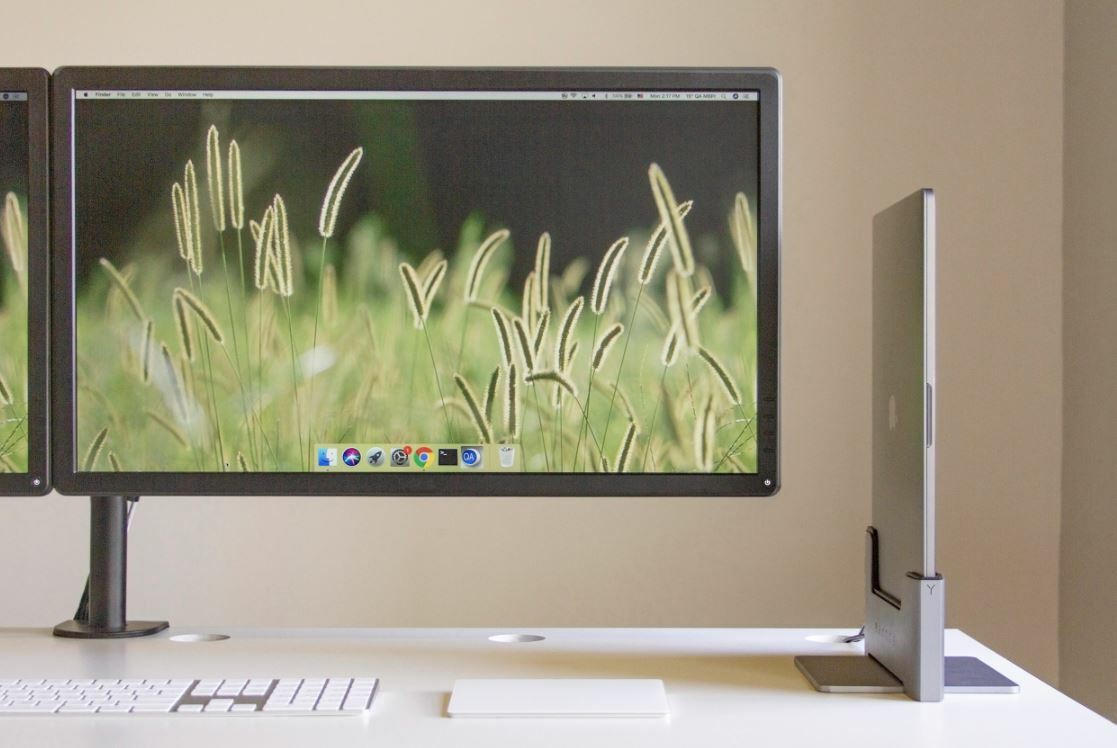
60 704 100 713
204 699 234 713
191 682 220 697
293 687 323 705
0 703 60 713
176 704 204 713
97 705 134 713
231 703 258 712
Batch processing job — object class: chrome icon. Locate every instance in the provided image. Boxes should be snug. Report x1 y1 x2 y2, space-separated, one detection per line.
413 446 433 468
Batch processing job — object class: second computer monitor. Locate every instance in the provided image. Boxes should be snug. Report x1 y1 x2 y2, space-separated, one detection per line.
51 67 780 496
0 68 49 496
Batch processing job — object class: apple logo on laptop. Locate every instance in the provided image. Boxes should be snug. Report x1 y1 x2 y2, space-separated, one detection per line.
888 394 898 432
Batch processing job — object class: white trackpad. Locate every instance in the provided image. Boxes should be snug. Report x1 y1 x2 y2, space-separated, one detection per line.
447 679 668 718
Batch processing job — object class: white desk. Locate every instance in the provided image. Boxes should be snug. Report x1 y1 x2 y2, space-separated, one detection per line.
0 627 1113 746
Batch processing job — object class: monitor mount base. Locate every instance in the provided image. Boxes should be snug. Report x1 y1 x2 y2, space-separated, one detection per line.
53 496 169 640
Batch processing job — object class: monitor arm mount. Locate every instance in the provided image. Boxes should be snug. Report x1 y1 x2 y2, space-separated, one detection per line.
53 496 169 639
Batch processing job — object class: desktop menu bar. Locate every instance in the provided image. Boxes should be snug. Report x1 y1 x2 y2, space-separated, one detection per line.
74 90 759 102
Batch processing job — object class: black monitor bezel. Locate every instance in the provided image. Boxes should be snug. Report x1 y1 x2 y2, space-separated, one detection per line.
51 66 780 497
0 68 49 496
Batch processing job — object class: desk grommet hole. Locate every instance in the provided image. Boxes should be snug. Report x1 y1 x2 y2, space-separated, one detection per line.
170 633 230 643
488 633 545 644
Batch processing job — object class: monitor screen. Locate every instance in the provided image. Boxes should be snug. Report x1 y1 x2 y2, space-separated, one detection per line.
0 89 29 477
56 69 779 495
0 67 46 495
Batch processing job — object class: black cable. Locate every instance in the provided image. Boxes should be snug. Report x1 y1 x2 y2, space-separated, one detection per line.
843 625 866 644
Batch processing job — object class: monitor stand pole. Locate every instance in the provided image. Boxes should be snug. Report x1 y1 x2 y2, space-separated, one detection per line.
53 496 169 639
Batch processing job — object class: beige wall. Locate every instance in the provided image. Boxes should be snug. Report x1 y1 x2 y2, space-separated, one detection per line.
0 0 1065 685
1061 0 1117 723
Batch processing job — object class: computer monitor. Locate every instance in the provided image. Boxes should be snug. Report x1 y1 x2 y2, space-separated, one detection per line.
0 68 49 496
51 67 780 497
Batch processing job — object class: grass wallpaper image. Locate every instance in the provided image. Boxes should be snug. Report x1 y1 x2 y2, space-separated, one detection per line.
0 99 29 474
73 98 759 474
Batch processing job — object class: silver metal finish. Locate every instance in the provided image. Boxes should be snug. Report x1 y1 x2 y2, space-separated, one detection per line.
864 569 945 701
944 657 1020 694
794 656 902 693
797 189 1016 700
866 189 942 700
872 189 935 589
922 192 936 573
794 652 1020 695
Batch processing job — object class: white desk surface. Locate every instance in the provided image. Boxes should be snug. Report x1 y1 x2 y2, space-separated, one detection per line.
0 626 1113 746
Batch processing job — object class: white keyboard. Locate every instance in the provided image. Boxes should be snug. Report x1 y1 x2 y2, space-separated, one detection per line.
0 677 377 715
